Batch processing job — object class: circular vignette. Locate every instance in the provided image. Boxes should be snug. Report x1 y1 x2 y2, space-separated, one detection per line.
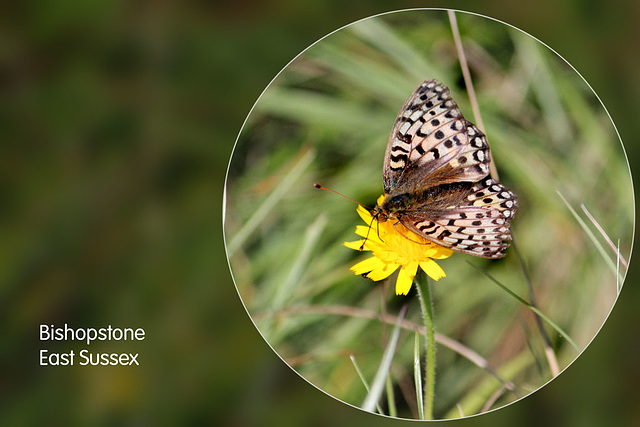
223 8 634 421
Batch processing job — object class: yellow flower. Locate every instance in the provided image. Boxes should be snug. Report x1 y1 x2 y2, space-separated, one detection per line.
344 196 453 295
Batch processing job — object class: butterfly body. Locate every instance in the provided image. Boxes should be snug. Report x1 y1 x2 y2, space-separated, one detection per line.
372 79 517 259
374 182 472 220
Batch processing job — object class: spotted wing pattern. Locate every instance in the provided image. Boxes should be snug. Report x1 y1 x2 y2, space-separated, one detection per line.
402 178 517 258
383 79 491 195
379 79 517 259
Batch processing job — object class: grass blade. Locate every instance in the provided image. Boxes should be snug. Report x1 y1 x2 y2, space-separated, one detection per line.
466 261 580 352
272 214 327 310
449 10 499 180
557 190 621 281
272 304 518 393
445 351 533 418
227 148 315 256
580 203 628 269
362 304 407 412
350 354 384 414
414 331 424 420
385 376 397 417
512 237 560 376
349 19 439 81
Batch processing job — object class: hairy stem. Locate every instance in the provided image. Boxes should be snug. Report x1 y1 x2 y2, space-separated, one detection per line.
415 270 436 420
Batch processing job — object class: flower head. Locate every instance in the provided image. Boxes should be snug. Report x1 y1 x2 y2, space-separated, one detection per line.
344 196 453 295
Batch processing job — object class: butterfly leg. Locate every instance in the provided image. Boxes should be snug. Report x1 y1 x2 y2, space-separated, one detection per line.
360 216 384 251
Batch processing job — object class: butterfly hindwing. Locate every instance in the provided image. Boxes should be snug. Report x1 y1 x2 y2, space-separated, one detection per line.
400 178 517 258
383 80 492 195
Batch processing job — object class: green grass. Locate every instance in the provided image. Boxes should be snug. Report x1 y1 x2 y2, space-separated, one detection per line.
224 10 632 420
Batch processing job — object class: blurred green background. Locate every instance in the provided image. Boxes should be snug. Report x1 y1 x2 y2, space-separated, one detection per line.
0 1 638 426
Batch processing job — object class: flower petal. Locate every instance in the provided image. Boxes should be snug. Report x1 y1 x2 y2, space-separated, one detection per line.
354 225 384 243
395 262 418 295
420 259 447 281
350 256 383 275
367 262 399 281
356 205 373 223
424 246 454 259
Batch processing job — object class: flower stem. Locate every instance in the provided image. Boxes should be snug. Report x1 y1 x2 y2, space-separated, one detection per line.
415 269 436 420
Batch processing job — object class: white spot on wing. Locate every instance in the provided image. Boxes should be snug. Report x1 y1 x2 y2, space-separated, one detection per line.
409 109 423 122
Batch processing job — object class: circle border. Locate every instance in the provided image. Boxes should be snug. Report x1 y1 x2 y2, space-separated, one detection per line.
222 7 636 421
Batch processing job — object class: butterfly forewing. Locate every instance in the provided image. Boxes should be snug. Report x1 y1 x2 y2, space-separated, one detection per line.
378 79 517 258
383 80 491 195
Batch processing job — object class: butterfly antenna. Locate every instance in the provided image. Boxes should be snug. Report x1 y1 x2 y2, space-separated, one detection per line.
314 183 379 251
313 184 372 209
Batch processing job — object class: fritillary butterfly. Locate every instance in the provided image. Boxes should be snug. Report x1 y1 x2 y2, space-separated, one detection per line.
371 79 517 258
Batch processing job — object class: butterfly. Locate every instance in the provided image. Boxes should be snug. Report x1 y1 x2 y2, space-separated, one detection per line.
371 79 517 258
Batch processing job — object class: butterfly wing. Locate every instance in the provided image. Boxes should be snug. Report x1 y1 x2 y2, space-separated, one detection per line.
383 80 491 195
400 178 518 258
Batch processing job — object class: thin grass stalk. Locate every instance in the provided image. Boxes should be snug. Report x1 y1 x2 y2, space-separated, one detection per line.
272 214 327 310
444 350 533 418
380 282 389 342
415 270 436 420
385 376 397 417
414 331 424 420
271 304 518 393
512 237 560 376
448 10 499 181
362 305 408 413
517 310 546 376
465 260 580 352
481 387 506 413
557 190 620 279
350 354 384 414
580 203 628 269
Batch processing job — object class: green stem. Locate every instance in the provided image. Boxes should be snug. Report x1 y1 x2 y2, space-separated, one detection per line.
415 270 436 420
